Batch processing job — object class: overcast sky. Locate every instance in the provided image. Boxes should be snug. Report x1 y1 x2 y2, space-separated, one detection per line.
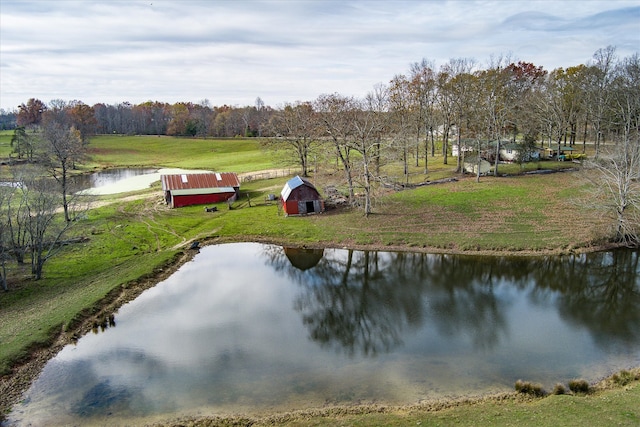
1 0 639 111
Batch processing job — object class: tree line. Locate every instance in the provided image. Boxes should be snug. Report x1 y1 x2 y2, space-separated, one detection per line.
1 97 273 138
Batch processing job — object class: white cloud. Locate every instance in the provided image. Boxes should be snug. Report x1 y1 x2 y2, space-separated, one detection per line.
1 0 639 110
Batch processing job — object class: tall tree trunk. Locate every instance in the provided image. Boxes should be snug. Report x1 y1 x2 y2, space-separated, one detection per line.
363 156 372 217
424 134 429 174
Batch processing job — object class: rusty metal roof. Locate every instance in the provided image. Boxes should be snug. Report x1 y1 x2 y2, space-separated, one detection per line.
161 173 240 191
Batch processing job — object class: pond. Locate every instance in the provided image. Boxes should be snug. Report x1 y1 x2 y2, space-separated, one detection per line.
72 168 158 193
75 168 212 195
5 243 640 426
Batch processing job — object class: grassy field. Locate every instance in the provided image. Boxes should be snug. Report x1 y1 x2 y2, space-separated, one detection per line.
0 130 13 158
84 134 274 171
0 133 635 425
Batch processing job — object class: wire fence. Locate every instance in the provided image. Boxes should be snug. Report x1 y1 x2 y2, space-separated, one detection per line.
240 169 294 183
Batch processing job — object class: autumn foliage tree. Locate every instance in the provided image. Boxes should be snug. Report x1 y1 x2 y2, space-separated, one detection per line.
68 101 97 143
16 98 47 127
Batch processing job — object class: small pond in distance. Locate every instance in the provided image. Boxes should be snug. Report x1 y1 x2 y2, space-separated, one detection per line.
72 168 158 192
6 243 640 426
74 167 213 195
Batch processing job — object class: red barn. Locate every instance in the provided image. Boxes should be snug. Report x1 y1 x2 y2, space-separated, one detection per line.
281 175 324 216
161 172 240 208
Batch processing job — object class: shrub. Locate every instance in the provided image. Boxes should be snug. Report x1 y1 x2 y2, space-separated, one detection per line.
611 370 637 386
552 383 567 395
515 380 546 397
568 379 590 394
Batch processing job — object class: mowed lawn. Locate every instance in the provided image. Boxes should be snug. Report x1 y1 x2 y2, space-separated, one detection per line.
85 135 274 171
301 172 608 252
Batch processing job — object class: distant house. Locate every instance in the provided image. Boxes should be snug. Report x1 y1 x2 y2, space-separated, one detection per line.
500 143 541 162
161 172 240 208
281 175 324 216
452 141 474 157
463 156 493 175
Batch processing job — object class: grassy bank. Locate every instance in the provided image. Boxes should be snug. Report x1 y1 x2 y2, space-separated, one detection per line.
165 378 640 426
0 134 634 424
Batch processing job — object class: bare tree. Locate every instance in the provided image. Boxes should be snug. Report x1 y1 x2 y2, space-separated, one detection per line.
583 54 640 246
441 58 478 173
388 74 415 184
5 175 30 265
18 166 76 280
585 140 640 246
476 63 509 177
436 69 456 165
0 186 8 290
315 93 357 203
351 90 389 216
38 120 86 222
255 97 266 137
266 102 317 177
586 46 617 159
532 74 570 151
409 59 438 173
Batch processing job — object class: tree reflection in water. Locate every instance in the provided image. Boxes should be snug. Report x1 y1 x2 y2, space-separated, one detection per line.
267 247 424 356
553 250 640 347
9 244 640 425
265 246 640 357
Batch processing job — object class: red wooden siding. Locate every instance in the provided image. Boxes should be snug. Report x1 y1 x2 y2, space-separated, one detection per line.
281 176 324 216
161 172 240 208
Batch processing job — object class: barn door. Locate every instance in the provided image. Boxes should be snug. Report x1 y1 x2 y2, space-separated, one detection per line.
305 201 315 213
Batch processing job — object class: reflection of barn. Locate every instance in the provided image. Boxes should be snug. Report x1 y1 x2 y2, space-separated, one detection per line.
281 176 324 216
161 172 240 208
283 247 324 270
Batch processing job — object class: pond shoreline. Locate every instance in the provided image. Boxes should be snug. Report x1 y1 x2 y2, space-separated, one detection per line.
0 237 633 423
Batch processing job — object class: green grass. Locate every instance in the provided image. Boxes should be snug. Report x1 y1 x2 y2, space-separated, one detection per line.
84 135 273 171
174 381 640 426
0 130 13 158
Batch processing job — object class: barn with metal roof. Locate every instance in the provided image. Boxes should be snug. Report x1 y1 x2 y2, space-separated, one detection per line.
280 175 324 216
161 172 240 208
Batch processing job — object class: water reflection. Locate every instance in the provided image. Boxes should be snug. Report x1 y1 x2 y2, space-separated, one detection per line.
283 247 324 271
71 168 157 192
75 168 212 195
555 251 640 347
272 247 640 354
7 244 640 426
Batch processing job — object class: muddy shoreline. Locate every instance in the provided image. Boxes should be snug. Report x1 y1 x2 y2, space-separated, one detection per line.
0 237 631 423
